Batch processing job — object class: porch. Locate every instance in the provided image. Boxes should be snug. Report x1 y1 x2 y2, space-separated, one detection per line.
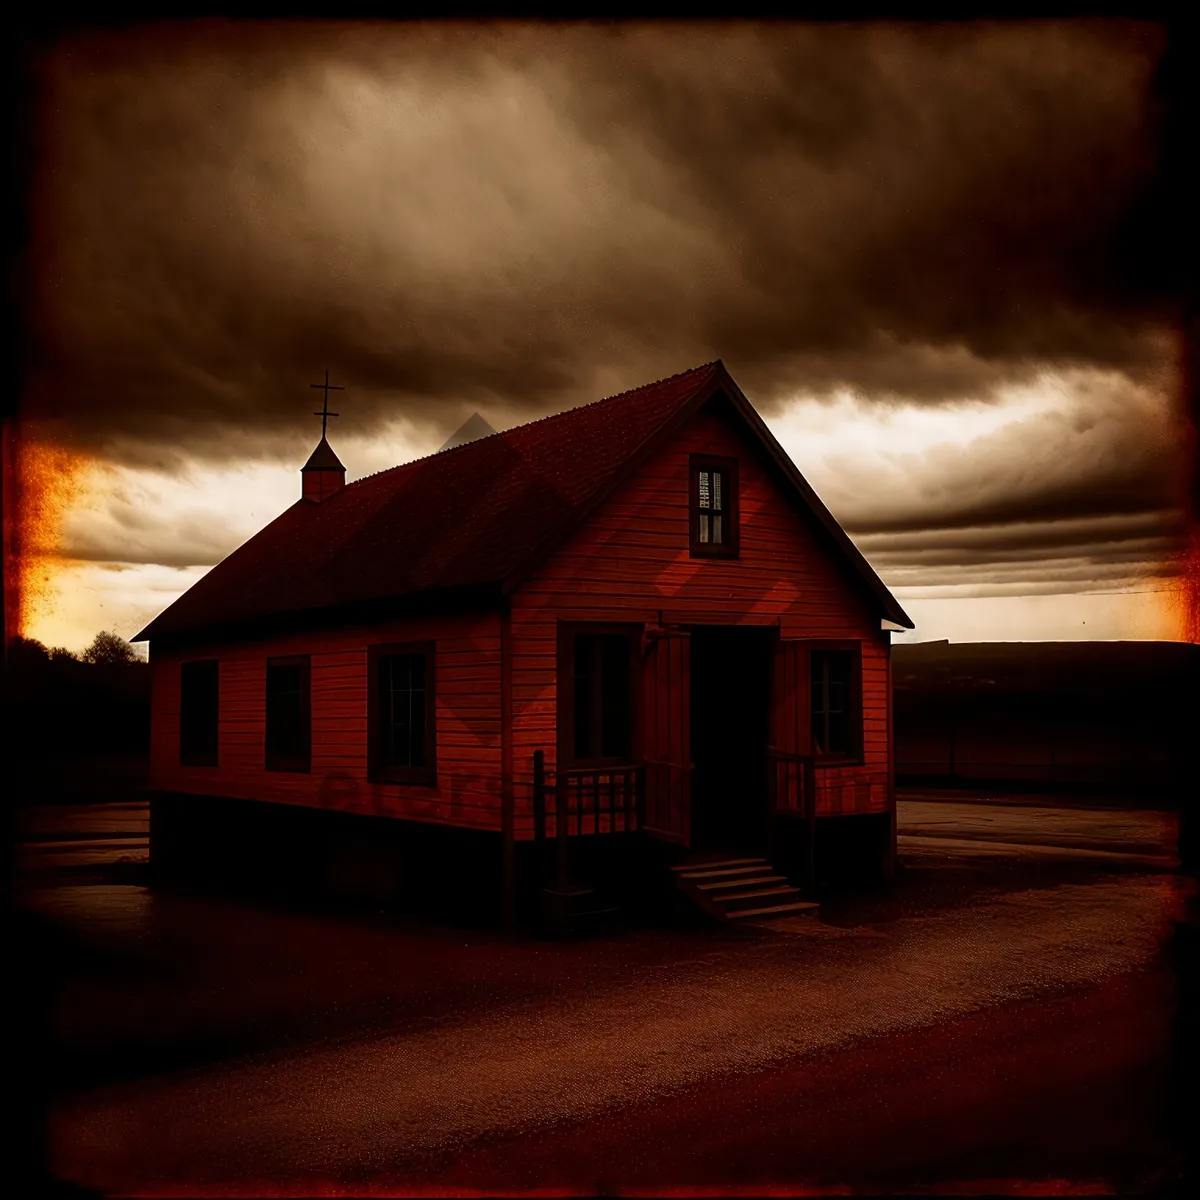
526 747 821 936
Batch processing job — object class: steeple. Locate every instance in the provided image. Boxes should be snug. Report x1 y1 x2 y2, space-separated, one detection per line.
302 370 346 503
302 435 346 502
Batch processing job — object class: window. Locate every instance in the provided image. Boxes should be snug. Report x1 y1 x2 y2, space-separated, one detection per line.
690 455 739 557
179 659 218 766
810 649 860 760
368 642 436 784
266 656 311 772
565 629 635 764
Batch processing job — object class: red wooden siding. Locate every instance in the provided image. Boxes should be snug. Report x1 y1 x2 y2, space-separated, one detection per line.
149 611 503 830
148 402 893 839
509 406 892 838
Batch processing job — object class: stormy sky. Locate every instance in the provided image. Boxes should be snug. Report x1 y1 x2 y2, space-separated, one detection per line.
17 19 1193 647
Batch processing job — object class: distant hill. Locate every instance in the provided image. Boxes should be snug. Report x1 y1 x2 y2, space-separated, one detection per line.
892 641 1197 799
893 640 1199 697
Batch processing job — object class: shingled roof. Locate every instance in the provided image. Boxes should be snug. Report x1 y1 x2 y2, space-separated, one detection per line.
135 361 912 641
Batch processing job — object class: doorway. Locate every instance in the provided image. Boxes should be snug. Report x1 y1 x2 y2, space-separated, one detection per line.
687 625 773 852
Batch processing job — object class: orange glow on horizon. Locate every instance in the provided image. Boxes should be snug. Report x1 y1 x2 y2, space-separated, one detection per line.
9 428 92 643
1171 523 1200 644
2 423 1197 650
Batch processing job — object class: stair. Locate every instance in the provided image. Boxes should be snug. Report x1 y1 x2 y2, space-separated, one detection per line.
671 855 818 927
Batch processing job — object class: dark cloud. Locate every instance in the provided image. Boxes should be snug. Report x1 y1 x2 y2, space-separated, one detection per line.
843 449 1182 535
20 19 1175 464
860 530 1181 593
863 530 1178 570
59 503 237 569
799 362 1188 544
853 509 1184 557
560 22 1173 391
17 19 1192 613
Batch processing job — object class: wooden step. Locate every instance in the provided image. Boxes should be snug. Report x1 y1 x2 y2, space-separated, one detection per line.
727 900 821 920
714 886 800 907
670 857 765 873
678 863 771 881
695 874 786 891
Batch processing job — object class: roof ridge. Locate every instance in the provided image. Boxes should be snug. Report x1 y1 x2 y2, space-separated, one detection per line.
345 360 722 490
134 359 920 641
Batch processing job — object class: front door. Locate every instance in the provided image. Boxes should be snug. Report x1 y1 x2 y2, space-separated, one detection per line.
641 627 692 845
771 638 813 813
688 626 772 851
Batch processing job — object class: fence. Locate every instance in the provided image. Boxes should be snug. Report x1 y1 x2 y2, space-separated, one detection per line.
531 749 644 891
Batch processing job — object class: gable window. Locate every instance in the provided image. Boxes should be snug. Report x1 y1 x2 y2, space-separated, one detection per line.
690 455 739 558
368 642 436 784
810 648 861 760
179 659 219 766
563 627 636 765
266 656 311 772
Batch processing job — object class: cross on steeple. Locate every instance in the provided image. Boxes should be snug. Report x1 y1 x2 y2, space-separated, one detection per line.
310 369 344 438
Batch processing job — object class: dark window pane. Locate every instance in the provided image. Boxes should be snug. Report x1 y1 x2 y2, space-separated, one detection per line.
378 653 427 770
378 659 391 762
811 653 827 755
180 659 218 766
572 632 631 762
267 659 309 771
390 659 405 766
573 634 596 759
828 711 850 755
599 635 631 758
691 461 736 556
810 651 855 758
830 652 851 688
409 656 426 767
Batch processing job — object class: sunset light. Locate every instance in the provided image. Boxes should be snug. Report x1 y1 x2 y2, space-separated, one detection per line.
12 431 92 642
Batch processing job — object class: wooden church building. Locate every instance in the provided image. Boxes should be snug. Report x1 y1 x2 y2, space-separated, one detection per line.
136 362 913 930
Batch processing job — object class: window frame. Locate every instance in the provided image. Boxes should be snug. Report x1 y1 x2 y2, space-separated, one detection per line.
689 454 740 559
557 622 641 769
807 640 864 765
179 658 219 767
265 654 312 774
367 641 437 786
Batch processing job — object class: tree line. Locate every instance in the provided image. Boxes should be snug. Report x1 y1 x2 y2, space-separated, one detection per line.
6 631 150 762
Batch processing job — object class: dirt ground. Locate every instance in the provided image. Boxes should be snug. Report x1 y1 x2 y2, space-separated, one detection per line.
13 794 1194 1196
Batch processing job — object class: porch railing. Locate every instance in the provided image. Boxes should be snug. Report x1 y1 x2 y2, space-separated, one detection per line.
766 745 817 895
532 750 644 892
